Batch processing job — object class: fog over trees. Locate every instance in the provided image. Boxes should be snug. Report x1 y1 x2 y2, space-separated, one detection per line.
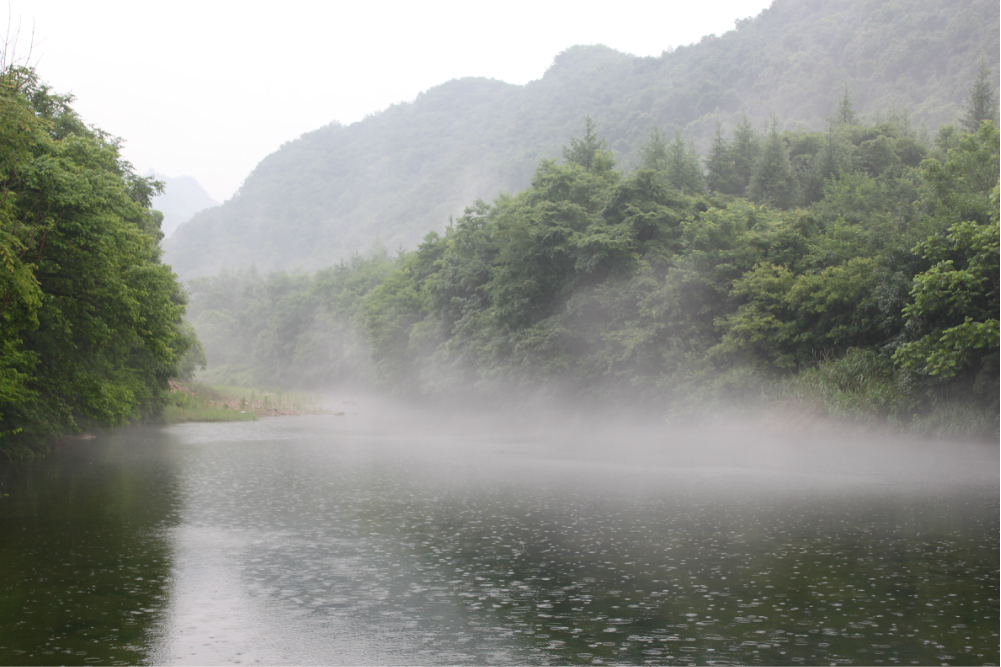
189 98 999 438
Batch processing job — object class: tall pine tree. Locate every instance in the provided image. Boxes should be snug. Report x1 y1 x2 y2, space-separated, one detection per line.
961 59 999 132
665 133 705 195
730 114 761 197
749 118 799 209
705 121 740 195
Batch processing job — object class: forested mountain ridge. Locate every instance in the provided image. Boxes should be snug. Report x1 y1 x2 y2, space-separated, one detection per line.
164 0 999 278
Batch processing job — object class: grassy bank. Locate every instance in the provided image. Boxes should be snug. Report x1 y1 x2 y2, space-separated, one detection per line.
164 382 258 423
164 381 324 423
780 349 999 442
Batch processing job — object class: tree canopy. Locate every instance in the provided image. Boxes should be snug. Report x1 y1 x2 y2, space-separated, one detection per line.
0 67 192 457
187 96 999 438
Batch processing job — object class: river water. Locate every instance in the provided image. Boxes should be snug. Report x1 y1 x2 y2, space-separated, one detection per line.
1 403 998 665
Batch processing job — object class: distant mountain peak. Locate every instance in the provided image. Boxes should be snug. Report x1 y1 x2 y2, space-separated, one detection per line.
146 172 219 238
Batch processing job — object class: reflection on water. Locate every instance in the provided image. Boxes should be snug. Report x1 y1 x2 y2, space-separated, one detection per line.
1 409 998 665
0 428 180 665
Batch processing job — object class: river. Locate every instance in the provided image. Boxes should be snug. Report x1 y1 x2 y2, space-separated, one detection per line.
1 401 997 665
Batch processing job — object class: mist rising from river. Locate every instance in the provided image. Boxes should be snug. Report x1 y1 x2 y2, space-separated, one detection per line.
150 406 997 664
309 390 997 493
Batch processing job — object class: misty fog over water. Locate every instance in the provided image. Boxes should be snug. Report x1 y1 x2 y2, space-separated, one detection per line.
0 403 997 665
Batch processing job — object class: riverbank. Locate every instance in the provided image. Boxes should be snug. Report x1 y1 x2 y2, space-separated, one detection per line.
164 381 325 423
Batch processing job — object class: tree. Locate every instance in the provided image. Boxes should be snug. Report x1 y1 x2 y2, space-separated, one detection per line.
749 119 799 209
922 120 1000 229
893 183 1000 382
0 67 43 437
715 258 882 369
960 59 999 132
705 121 738 195
562 116 614 173
665 133 705 195
175 320 207 380
832 85 857 126
0 68 191 455
730 114 761 196
639 127 668 172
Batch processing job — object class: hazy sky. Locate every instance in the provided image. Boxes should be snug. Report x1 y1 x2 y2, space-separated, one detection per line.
9 0 772 202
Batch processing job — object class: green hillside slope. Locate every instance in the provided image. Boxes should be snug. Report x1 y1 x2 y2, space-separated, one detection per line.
163 0 999 278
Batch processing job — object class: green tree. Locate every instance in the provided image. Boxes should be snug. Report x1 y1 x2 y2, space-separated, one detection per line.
562 116 614 173
639 127 668 172
600 168 689 261
362 235 444 391
175 320 207 380
425 201 498 333
0 69 190 454
715 257 882 370
705 121 739 195
0 67 43 436
664 132 705 195
832 85 857 126
960 59 999 132
893 183 999 383
921 120 1000 229
749 119 799 209
730 114 761 197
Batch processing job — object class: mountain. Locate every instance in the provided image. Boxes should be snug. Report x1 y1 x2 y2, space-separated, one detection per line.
147 172 219 238
163 0 999 279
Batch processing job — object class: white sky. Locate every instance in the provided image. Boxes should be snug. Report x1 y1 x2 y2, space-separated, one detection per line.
9 0 772 202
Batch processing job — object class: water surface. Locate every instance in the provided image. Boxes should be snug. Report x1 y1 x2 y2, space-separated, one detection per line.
1 406 997 665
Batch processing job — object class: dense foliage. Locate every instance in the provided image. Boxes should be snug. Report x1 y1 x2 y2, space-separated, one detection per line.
0 68 193 457
189 92 999 437
164 0 999 279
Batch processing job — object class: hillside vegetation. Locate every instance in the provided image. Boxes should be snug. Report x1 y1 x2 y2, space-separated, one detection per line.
187 77 1000 439
164 0 999 278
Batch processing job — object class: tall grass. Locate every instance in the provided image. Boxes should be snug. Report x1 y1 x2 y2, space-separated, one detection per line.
787 348 913 428
204 385 322 416
785 348 999 440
